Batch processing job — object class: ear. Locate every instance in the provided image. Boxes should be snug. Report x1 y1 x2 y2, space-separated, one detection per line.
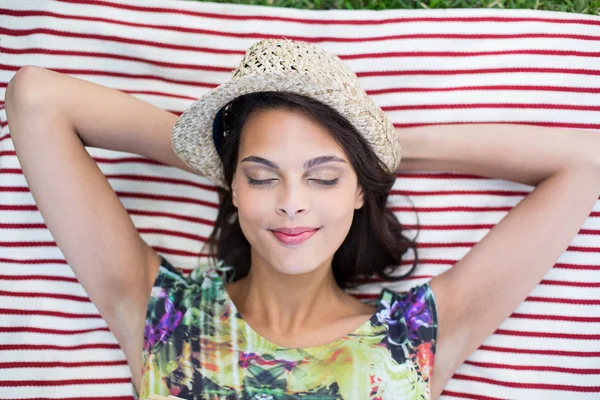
231 174 239 208
354 184 364 210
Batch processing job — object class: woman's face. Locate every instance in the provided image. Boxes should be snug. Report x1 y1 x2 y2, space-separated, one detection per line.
231 108 364 277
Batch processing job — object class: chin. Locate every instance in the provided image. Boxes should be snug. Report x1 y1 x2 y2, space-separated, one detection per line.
266 253 323 276
272 262 321 276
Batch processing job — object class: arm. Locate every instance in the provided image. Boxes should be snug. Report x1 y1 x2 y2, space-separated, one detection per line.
396 124 600 398
4 66 192 390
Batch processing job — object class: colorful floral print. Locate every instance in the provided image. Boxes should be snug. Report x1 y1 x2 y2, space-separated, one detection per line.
135 256 438 400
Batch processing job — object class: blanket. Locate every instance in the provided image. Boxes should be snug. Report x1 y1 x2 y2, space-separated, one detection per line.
1 0 599 398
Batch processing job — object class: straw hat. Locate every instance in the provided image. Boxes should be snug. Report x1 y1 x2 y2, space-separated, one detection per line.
171 38 401 188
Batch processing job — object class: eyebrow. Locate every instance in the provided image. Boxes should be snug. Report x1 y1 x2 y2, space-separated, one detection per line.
240 155 346 170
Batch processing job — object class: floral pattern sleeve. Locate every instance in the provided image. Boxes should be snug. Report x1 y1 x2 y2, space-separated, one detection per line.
143 257 198 353
376 282 438 385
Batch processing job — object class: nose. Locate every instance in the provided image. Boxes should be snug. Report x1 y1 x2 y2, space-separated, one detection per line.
276 180 309 217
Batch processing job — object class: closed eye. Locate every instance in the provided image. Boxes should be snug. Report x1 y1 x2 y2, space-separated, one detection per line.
247 177 277 186
309 178 339 186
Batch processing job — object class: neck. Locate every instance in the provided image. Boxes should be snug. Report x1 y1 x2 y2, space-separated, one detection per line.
226 257 348 336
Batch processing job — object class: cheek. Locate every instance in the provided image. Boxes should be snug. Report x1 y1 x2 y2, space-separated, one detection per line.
234 187 271 237
319 188 359 237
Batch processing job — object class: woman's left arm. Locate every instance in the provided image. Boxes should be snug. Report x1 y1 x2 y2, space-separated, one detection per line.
396 123 600 186
395 124 600 398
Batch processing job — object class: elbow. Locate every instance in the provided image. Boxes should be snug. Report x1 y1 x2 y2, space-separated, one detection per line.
6 66 49 116
5 66 52 138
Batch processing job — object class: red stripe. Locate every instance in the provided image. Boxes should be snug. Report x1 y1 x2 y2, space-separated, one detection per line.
510 313 600 323
358 274 600 286
453 373 600 391
0 289 90 303
479 345 600 357
359 67 600 78
0 205 39 211
0 360 127 369
402 224 600 236
384 103 600 112
0 378 130 387
396 173 488 179
0 222 46 229
399 207 599 217
441 391 504 400
390 206 513 212
371 85 600 95
526 296 600 305
0 343 120 351
3 398 131 400
0 241 57 247
395 121 600 130
495 329 600 340
0 257 67 264
0 133 10 141
558 262 600 271
0 274 77 282
0 327 109 335
120 89 197 100
52 0 600 27
390 189 530 196
390 189 530 197
463 360 600 374
542 279 600 287
0 308 101 319
347 49 600 59
404 223 493 230
0 398 130 400
93 156 165 166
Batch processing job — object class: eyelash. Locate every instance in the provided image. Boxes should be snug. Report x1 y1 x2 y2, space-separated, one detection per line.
247 178 339 187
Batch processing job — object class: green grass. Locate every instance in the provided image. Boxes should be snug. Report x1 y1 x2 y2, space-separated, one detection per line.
189 0 599 15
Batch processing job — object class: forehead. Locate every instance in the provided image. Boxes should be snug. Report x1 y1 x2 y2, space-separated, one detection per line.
238 108 346 159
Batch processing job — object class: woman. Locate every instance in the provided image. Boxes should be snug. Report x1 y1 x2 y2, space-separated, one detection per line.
5 39 600 399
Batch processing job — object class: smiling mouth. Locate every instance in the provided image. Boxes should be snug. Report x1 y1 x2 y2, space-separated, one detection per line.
270 228 320 246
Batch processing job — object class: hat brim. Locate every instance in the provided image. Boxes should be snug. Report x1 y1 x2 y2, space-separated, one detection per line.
171 71 399 188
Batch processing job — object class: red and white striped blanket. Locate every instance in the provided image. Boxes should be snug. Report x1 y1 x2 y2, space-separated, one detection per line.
1 0 599 398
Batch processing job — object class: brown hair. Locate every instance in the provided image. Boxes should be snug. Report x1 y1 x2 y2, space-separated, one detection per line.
206 91 419 289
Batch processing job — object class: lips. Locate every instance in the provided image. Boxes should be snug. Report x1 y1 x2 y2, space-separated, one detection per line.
270 227 320 246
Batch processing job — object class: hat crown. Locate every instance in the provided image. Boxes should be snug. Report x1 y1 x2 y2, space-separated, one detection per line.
232 39 359 86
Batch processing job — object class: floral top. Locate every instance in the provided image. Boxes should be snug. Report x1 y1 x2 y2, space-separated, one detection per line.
135 256 438 400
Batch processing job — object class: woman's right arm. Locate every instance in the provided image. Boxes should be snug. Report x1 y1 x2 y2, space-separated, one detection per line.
8 66 196 172
5 66 190 389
